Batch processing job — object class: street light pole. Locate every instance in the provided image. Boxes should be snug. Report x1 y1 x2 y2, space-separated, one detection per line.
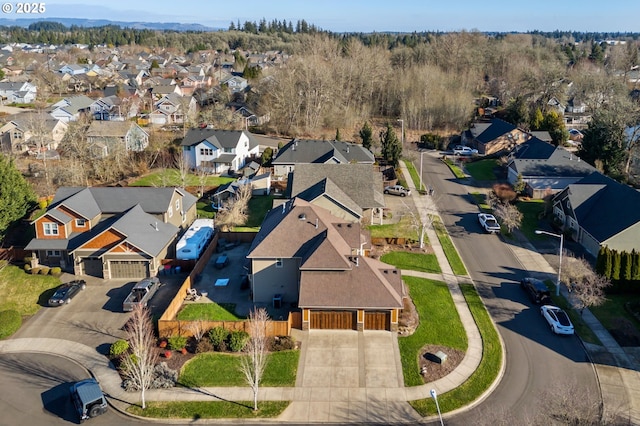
430 389 444 426
535 230 563 296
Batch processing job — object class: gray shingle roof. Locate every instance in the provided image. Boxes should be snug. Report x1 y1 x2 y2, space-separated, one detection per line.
469 118 517 144
110 205 179 256
295 178 363 218
563 172 640 244
511 145 596 178
272 139 374 165
288 164 384 210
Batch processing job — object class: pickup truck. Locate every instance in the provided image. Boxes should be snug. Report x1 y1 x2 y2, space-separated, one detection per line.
478 213 501 233
122 277 161 312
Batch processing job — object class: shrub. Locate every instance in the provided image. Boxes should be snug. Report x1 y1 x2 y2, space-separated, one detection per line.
167 335 188 350
109 339 129 358
23 256 33 265
269 335 296 351
38 198 48 209
208 326 229 350
492 183 517 203
0 310 21 339
23 263 31 272
196 339 214 353
50 267 62 276
38 267 50 275
30 267 41 275
158 339 167 348
228 330 250 352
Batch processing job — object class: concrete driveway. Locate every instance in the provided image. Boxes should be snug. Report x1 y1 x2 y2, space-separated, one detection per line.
13 273 186 352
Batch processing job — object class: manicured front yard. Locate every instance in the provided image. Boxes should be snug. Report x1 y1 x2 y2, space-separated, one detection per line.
589 294 640 344
410 283 502 415
399 277 466 386
179 350 299 387
130 169 235 188
516 199 546 241
381 251 441 274
0 265 61 316
176 303 243 321
465 159 498 181
128 401 289 419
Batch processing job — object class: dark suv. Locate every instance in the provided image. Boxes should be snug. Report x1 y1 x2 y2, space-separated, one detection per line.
70 378 108 422
520 277 552 304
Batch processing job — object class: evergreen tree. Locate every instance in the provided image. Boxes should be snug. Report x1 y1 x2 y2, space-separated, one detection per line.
542 110 569 146
622 250 633 282
580 105 628 177
632 249 640 281
504 96 529 128
513 173 526 194
0 155 36 238
611 248 621 281
335 128 341 141
359 121 373 151
596 246 613 278
380 123 401 167
260 147 273 166
530 108 544 131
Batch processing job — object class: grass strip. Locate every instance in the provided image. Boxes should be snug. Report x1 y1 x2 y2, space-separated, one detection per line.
409 283 502 415
441 158 466 179
399 277 467 386
431 215 467 276
127 400 289 418
404 160 425 191
544 281 602 345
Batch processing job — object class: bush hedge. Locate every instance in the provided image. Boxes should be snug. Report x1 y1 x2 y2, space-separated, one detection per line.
168 335 188 350
0 310 22 339
109 339 130 358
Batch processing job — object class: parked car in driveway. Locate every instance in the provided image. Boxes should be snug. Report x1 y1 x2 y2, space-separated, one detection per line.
478 213 501 233
384 185 411 197
48 280 86 306
453 145 478 156
122 277 161 312
541 305 575 335
520 277 552 304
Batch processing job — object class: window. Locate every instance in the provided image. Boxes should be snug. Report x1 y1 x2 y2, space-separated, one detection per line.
76 218 86 227
175 200 180 211
224 147 233 153
200 148 213 156
275 258 283 268
168 206 173 218
46 250 61 257
43 222 59 236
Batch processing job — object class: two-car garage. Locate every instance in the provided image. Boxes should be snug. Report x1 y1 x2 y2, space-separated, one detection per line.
309 310 391 330
78 257 150 279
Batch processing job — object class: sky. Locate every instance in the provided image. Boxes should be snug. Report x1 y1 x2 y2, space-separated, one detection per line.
11 1 640 33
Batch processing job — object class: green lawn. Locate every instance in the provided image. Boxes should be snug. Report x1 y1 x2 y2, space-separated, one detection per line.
465 159 498 181
405 160 424 191
399 277 467 386
442 158 466 179
0 265 61 316
516 200 546 241
196 200 216 219
128 401 289 419
179 350 299 387
176 303 243 321
367 216 420 241
431 215 468 276
130 169 236 188
244 195 276 228
380 251 441 274
410 283 502 415
589 293 640 336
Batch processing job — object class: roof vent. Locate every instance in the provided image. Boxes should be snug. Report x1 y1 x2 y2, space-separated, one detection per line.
347 223 352 228
282 203 286 214
298 213 306 220
346 146 350 153
153 222 159 231
355 256 359 267
315 218 318 229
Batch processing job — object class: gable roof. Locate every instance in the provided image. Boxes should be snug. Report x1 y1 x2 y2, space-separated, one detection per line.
295 178 363 218
288 163 384 210
50 187 197 218
512 146 596 179
87 121 143 138
180 128 258 150
469 118 518 144
109 204 178 257
272 139 374 165
561 172 640 244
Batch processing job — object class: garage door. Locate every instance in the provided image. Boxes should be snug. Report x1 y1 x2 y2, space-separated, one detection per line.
310 310 356 330
81 257 103 277
109 260 149 279
365 311 390 330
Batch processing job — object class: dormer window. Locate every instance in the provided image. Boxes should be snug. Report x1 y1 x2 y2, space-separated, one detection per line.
76 218 86 227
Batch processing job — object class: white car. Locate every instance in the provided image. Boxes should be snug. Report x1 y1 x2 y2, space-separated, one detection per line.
384 185 411 197
478 213 500 233
540 305 574 335
453 145 478 156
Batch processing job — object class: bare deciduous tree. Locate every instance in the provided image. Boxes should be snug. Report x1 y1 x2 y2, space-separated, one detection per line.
214 184 252 231
239 308 270 411
120 304 158 410
492 201 522 233
560 253 611 314
187 319 208 342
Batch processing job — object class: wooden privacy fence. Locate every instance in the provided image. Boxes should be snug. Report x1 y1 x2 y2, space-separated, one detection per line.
158 311 294 338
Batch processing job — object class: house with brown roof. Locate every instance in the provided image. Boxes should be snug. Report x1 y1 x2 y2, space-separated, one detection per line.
246 198 406 331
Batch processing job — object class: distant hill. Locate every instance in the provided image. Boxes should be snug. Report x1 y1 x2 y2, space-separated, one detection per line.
0 17 219 32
